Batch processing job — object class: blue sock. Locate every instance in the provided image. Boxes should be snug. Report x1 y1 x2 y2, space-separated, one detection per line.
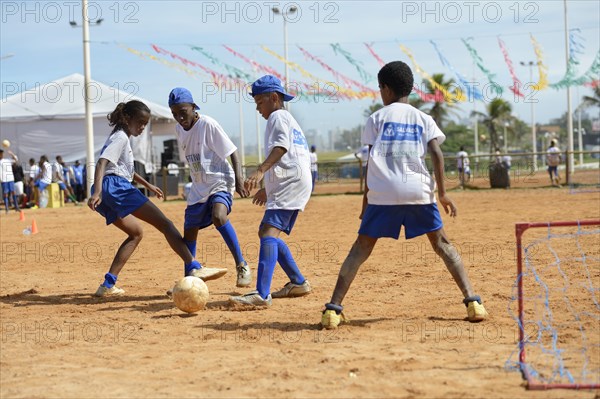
184 239 197 257
12 195 20 211
256 237 278 299
276 238 305 285
184 260 201 276
183 239 200 275
216 220 244 265
102 272 117 288
3 197 8 212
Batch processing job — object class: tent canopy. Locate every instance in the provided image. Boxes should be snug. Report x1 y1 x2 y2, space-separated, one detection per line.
0 73 175 167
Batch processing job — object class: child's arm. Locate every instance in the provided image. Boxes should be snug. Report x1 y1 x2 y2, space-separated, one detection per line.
244 146 287 191
428 138 457 217
229 150 249 198
359 145 371 219
133 172 163 199
88 159 108 210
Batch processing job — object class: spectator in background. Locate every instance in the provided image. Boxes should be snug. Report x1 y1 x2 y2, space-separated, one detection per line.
546 140 562 187
72 160 85 202
12 161 26 208
456 146 470 186
26 158 40 205
310 145 318 192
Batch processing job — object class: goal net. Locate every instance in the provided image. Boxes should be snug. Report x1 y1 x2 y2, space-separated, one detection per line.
506 220 600 390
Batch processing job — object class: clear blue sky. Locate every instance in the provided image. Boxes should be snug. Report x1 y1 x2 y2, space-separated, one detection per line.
1 0 598 152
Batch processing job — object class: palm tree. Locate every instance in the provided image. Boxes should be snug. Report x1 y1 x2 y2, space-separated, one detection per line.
363 103 383 118
408 95 426 110
472 98 512 153
422 73 461 129
582 85 600 107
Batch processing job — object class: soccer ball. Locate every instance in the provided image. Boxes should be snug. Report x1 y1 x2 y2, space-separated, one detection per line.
172 276 209 313
2 139 10 148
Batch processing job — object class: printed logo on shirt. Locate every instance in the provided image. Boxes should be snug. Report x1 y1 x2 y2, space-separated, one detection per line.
381 123 423 142
292 129 308 149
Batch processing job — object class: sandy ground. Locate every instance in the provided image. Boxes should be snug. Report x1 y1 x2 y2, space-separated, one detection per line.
1 185 599 398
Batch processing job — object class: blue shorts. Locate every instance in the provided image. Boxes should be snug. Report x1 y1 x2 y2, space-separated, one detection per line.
93 175 149 225
358 203 443 240
261 209 299 235
548 166 559 176
184 192 232 231
1 181 15 194
57 182 67 190
35 181 49 191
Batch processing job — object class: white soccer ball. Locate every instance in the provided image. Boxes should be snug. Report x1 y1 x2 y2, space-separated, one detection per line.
172 276 209 313
2 139 10 148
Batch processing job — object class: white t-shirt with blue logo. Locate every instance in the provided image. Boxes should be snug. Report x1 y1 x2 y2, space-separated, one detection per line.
264 110 311 211
362 102 445 205
176 115 236 205
99 130 135 182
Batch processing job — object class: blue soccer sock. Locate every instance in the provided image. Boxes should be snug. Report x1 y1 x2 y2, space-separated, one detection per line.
12 195 20 211
256 237 278 299
3 197 8 212
276 238 305 285
183 239 200 275
216 220 244 265
102 272 118 288
184 260 202 276
184 239 197 258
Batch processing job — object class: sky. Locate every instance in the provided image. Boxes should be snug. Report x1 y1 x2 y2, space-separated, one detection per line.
1 0 599 154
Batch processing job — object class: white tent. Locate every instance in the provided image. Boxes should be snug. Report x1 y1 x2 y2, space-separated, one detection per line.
0 73 175 172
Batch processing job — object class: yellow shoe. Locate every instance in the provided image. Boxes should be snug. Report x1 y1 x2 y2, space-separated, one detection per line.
464 296 488 322
321 303 347 329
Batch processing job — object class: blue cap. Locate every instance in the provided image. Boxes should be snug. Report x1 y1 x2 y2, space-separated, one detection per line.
168 87 200 110
250 75 294 102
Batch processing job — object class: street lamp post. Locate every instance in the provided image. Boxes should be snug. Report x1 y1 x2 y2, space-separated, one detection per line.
272 6 297 112
70 0 103 198
520 60 538 170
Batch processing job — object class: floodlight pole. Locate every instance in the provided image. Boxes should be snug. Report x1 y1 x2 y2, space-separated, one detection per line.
82 0 95 198
564 0 575 177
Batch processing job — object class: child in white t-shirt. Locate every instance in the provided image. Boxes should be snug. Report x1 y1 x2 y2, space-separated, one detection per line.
0 148 19 213
546 140 562 187
88 100 203 297
229 75 312 306
321 61 488 328
168 87 250 287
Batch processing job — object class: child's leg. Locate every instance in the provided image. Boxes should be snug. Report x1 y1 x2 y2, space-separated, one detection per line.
132 201 195 268
276 237 305 285
256 224 281 299
101 215 144 287
213 203 245 265
329 234 378 306
426 228 474 298
11 192 20 211
183 228 199 258
3 193 9 213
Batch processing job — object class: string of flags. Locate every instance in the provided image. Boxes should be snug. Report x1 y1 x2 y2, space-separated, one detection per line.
115 32 599 104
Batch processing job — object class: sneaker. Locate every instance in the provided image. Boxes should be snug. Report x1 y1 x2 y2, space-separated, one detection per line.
94 285 125 297
236 261 252 288
271 280 312 298
321 309 346 330
464 296 488 322
189 267 227 281
229 291 272 307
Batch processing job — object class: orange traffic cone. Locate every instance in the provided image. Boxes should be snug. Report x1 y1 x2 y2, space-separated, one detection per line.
31 218 39 235
18 210 25 221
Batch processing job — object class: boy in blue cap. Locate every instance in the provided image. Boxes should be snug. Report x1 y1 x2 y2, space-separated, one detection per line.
229 75 312 306
321 61 488 328
168 87 251 287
